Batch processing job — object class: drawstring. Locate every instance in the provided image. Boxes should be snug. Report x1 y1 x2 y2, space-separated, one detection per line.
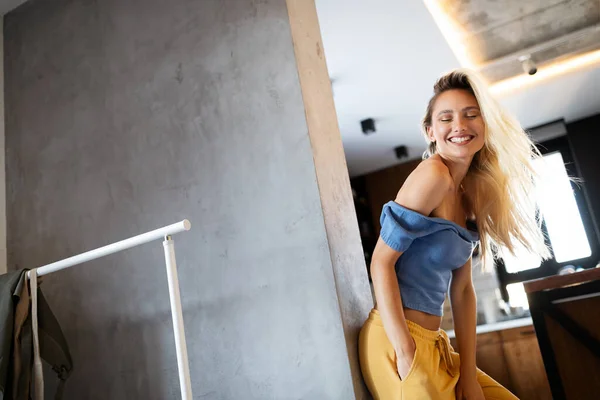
436 332 457 377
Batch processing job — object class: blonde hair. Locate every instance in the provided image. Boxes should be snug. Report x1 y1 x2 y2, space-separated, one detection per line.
421 68 551 269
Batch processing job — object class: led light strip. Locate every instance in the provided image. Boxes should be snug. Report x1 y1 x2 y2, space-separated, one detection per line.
423 0 475 69
489 49 600 95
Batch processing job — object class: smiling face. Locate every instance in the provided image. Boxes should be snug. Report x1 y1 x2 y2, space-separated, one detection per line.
426 89 486 160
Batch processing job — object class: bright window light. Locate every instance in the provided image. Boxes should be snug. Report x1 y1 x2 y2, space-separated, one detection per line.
535 152 591 262
503 151 591 273
502 242 542 274
506 283 529 310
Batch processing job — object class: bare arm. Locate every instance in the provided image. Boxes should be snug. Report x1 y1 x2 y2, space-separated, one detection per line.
450 257 478 381
371 159 452 371
371 240 412 355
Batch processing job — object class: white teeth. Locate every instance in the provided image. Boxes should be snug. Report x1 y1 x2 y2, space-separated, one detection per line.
450 136 472 143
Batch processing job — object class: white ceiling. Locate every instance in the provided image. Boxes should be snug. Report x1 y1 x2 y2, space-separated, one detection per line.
0 0 26 15
316 0 600 177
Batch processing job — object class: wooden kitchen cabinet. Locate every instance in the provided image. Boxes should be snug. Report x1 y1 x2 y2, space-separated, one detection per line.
451 325 551 400
525 268 600 399
473 331 512 390
501 326 552 400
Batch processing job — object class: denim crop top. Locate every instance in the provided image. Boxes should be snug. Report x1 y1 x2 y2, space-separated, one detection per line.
379 201 480 316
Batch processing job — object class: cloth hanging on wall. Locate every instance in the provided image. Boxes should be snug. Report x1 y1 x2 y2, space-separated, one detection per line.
0 269 72 400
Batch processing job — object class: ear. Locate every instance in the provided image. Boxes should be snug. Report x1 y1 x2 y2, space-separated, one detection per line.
426 126 435 142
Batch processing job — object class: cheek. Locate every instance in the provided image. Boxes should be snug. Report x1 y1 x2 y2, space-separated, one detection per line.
467 122 485 144
432 124 451 139
473 124 486 149
472 120 486 136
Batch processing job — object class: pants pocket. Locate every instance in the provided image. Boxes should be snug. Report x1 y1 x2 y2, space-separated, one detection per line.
399 339 420 382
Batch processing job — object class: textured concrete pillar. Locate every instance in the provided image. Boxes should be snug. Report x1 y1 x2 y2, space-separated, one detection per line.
4 0 372 398
286 1 373 397
0 17 5 274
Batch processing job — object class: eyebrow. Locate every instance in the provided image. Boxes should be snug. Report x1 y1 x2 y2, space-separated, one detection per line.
436 106 480 117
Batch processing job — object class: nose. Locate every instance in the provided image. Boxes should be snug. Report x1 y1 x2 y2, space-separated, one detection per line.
453 116 467 133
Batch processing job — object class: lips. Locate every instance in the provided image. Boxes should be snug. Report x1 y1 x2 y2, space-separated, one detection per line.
448 135 474 145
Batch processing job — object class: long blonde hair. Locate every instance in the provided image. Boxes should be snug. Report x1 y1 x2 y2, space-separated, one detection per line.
421 68 551 269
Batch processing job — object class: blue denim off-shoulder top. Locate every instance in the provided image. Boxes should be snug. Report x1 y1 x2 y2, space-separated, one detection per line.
379 201 480 316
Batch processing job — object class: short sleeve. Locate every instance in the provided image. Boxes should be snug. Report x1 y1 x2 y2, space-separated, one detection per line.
379 202 433 253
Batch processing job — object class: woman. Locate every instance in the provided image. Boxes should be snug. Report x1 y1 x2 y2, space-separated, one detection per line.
358 69 550 400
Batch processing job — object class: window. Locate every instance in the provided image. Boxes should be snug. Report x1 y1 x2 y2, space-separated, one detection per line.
502 151 592 273
495 135 599 306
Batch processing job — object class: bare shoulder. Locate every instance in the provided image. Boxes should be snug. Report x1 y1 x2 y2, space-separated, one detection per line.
395 157 453 216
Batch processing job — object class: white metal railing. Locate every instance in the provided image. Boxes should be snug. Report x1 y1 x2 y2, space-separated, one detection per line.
28 219 193 400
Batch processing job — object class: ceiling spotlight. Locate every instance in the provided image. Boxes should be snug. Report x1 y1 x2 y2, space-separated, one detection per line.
394 145 408 160
361 118 376 135
519 55 537 75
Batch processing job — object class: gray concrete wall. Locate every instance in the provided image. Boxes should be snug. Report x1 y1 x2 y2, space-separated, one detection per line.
4 0 366 398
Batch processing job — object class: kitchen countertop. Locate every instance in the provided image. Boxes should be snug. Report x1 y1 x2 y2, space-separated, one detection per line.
445 317 533 339
445 268 600 339
524 266 600 293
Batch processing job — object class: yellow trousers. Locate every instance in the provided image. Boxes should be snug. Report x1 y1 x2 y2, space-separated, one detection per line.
359 309 518 400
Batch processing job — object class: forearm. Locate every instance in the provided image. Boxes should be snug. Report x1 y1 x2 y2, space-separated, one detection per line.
450 284 478 378
371 261 414 354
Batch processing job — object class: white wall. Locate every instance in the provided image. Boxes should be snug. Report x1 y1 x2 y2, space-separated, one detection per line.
0 16 6 274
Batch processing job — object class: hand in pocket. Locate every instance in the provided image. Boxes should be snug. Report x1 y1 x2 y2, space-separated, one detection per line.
396 340 417 380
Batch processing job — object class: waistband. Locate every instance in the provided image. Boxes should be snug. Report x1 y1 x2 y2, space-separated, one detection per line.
367 309 457 376
368 308 445 341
